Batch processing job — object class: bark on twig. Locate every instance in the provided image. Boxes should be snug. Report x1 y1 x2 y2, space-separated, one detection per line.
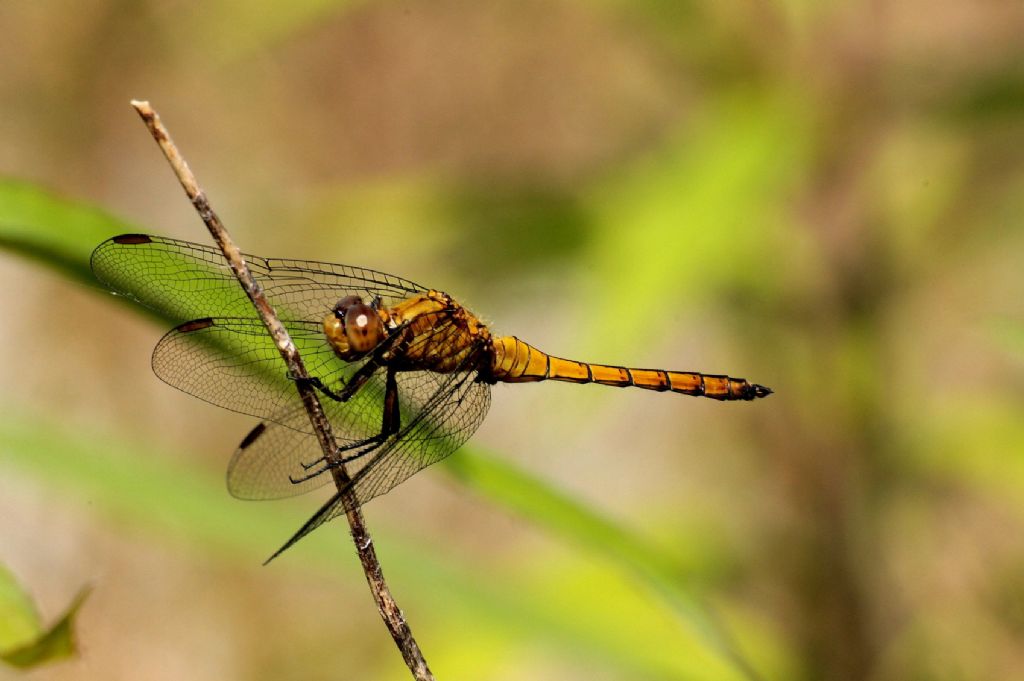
129 100 434 681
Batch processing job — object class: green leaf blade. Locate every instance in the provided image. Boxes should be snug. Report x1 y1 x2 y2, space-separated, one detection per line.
0 565 89 670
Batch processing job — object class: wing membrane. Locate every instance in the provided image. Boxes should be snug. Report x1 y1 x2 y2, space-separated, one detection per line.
225 315 488 501
151 317 357 425
262 345 491 559
91 234 427 323
92 233 493 558
151 309 486 503
346 356 491 505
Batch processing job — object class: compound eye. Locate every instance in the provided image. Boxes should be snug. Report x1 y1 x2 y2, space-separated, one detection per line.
333 295 363 317
343 302 384 353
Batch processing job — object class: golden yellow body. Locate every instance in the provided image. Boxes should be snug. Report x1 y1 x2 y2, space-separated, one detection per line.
323 290 769 401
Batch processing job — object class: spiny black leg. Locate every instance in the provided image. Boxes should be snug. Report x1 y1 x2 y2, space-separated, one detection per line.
337 360 380 401
286 359 377 404
333 367 401 454
286 372 346 402
299 455 327 471
340 444 379 464
381 366 401 437
288 367 402 487
289 437 390 484
289 463 331 485
287 319 412 403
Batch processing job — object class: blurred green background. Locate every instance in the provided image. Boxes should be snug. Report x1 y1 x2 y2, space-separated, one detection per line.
1 1 1023 680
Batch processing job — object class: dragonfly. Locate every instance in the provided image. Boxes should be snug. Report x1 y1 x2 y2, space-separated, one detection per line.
91 234 772 560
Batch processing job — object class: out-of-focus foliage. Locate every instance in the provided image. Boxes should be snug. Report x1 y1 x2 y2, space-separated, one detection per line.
0 180 138 284
0 187 768 676
0 410 762 681
0 1 1022 680
0 564 89 669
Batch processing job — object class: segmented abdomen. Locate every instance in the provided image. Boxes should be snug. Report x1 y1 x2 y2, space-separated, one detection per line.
489 336 770 401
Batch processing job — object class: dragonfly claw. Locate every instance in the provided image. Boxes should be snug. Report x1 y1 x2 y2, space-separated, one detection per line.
289 464 329 485
285 372 348 401
299 456 326 471
285 370 318 389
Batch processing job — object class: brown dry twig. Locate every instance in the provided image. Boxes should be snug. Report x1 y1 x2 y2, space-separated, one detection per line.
129 100 434 681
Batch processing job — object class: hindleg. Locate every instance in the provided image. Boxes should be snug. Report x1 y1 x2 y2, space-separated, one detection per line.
290 367 402 484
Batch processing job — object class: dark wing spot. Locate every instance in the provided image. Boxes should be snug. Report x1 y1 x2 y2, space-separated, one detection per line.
238 422 267 450
175 317 215 333
112 234 153 245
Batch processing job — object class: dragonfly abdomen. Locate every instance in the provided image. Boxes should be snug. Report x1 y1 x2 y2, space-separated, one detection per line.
489 336 771 401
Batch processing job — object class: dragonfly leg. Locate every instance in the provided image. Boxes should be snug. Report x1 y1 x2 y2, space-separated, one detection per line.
289 463 332 485
287 319 413 402
288 439 383 484
285 364 373 403
333 365 401 456
301 346 390 404
298 455 327 471
289 441 376 482
286 372 348 402
288 424 388 483
288 367 402 486
342 365 401 448
335 360 379 401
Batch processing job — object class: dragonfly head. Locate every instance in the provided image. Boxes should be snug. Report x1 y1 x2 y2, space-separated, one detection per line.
323 295 386 360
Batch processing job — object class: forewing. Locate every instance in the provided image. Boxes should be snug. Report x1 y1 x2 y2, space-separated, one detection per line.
91 234 427 323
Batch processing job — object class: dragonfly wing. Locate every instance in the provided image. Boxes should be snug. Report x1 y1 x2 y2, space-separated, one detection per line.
226 318 489 503
150 317 359 424
91 234 427 323
227 407 335 499
226 368 411 501
264 345 491 559
346 355 492 505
